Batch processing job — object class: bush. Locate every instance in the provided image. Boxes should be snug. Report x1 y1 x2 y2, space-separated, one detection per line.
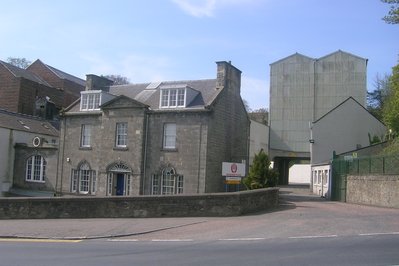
242 149 279 189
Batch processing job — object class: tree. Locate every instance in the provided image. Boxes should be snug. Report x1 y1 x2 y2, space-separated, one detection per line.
6 57 31 69
382 0 399 24
382 63 399 134
242 149 278 190
252 107 268 113
103 75 130 85
242 99 251 112
248 107 269 124
367 74 391 120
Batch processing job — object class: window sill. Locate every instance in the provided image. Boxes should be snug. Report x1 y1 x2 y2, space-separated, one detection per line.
79 147 92 150
114 146 128 151
161 148 178 152
25 180 45 183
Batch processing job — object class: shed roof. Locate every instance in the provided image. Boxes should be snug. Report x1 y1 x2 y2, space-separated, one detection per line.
0 109 59 136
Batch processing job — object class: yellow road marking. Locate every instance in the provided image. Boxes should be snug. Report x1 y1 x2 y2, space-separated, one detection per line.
0 238 82 243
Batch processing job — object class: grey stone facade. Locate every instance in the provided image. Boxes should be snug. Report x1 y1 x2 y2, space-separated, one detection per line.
57 62 250 196
0 109 59 196
13 145 58 195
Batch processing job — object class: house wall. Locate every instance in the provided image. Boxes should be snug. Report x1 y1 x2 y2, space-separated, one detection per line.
249 120 269 165
0 126 58 196
144 111 209 194
13 145 58 193
0 128 12 195
311 99 386 165
0 66 20 113
62 79 84 107
58 113 101 195
58 106 146 196
206 62 250 193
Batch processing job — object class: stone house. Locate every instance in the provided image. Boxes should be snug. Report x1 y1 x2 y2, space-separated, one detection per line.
57 61 250 196
0 109 59 196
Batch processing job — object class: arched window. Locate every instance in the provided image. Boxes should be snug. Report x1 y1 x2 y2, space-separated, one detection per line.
26 155 46 182
152 167 183 195
71 161 96 194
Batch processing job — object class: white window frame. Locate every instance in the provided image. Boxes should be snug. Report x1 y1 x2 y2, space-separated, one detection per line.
151 168 183 195
25 155 46 182
115 122 128 147
81 124 91 147
160 88 186 108
163 123 176 149
80 91 101 111
70 162 96 195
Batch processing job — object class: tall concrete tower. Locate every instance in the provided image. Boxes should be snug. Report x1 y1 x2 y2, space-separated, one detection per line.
269 50 367 184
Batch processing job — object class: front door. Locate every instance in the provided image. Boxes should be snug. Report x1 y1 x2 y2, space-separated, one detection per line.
116 173 124 196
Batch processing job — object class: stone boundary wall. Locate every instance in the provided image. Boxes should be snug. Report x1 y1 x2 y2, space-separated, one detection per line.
0 188 279 219
347 175 399 208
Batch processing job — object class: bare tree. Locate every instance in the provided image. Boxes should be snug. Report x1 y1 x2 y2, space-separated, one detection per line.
103 75 130 85
6 57 31 69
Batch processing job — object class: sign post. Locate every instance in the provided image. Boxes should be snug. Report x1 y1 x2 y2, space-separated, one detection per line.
222 162 245 192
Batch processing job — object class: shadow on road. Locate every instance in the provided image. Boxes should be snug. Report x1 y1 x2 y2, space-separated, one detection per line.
248 184 327 216
278 184 327 209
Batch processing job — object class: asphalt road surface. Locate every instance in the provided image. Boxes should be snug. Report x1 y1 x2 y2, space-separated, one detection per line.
1 186 398 265
0 234 398 266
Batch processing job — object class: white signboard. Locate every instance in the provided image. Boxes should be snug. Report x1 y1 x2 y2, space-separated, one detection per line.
222 162 245 177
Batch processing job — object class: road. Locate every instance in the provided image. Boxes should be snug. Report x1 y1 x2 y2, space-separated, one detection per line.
1 234 398 266
0 186 398 265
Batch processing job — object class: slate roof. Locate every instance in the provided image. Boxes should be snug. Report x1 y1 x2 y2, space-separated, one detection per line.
0 109 59 136
0 60 51 86
43 62 86 86
109 79 219 111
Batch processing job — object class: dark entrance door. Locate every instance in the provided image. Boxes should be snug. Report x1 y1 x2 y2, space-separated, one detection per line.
116 173 124 196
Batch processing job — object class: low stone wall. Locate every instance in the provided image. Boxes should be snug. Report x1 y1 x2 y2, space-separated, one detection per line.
0 188 279 219
347 175 399 208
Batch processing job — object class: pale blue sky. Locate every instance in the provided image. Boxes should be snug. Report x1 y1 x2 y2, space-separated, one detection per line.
1 0 398 110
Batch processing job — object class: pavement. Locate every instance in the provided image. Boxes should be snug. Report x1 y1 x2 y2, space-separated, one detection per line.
1 184 398 240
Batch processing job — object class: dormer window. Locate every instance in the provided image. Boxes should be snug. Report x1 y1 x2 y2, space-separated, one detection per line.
160 88 186 108
80 91 101 111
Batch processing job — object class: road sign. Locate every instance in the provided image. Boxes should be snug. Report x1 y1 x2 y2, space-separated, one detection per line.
222 162 245 177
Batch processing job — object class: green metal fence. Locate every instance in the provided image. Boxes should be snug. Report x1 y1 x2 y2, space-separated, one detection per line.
331 154 399 201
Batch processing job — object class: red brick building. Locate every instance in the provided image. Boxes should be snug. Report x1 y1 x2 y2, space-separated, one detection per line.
27 59 85 108
0 60 85 119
